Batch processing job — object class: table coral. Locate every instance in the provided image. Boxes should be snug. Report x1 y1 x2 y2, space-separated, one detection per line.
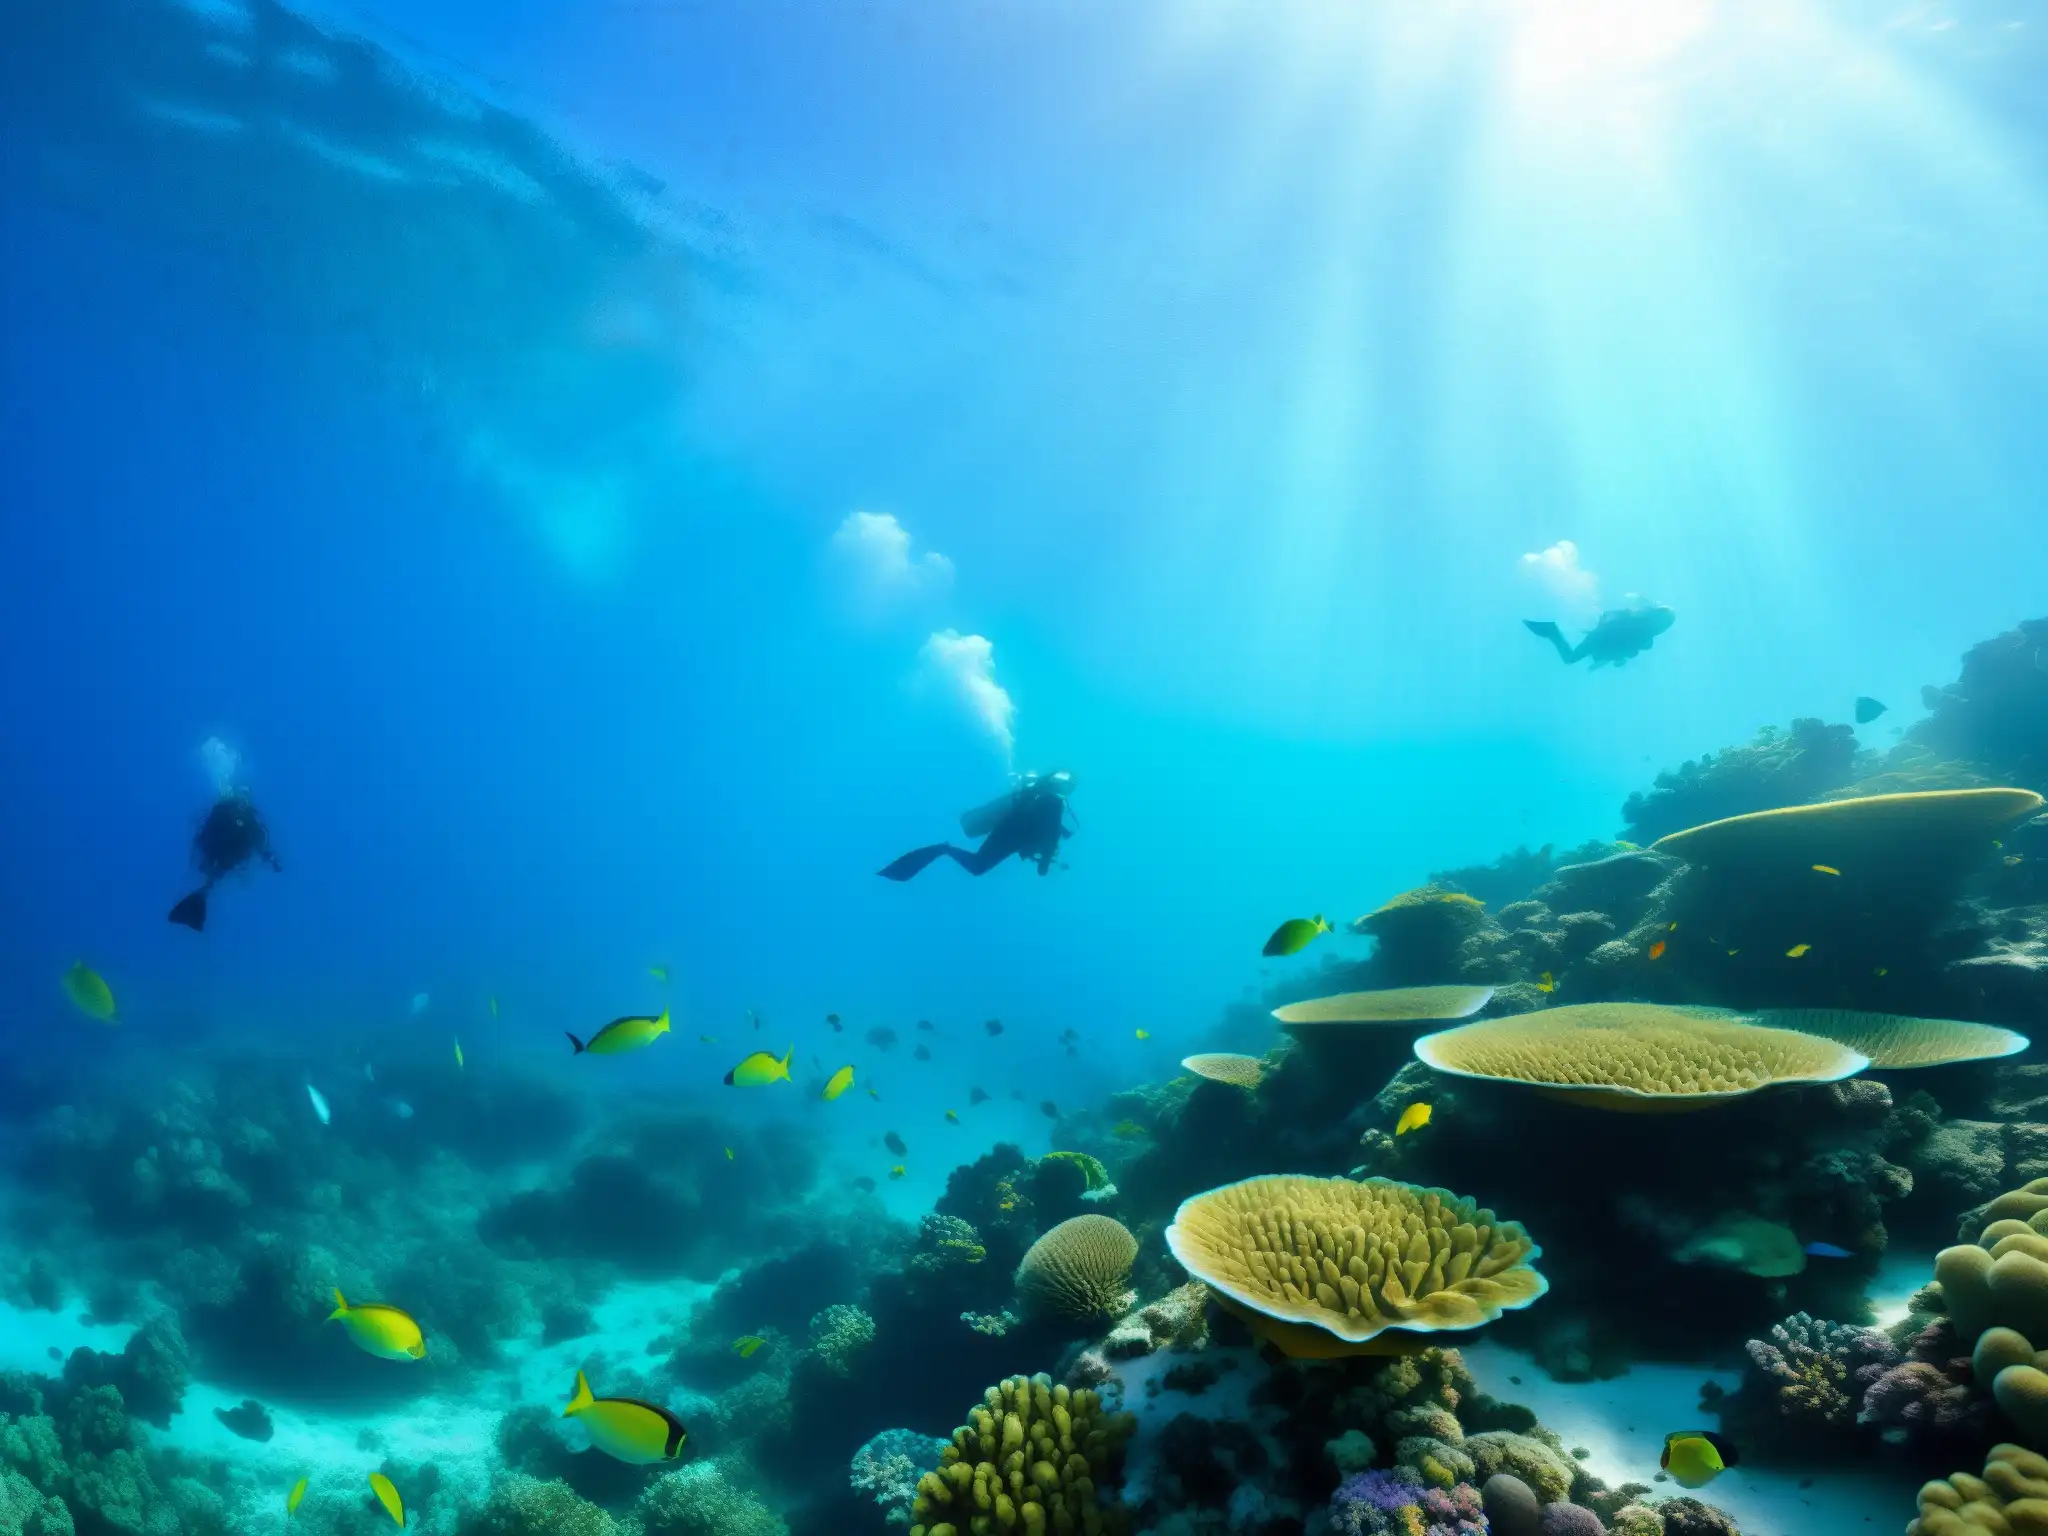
1622 718 1860 845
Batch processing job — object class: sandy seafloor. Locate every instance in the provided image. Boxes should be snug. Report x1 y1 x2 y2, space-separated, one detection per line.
0 1254 1937 1531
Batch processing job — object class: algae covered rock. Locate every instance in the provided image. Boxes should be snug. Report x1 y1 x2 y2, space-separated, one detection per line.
909 1372 1133 1536
635 1460 786 1536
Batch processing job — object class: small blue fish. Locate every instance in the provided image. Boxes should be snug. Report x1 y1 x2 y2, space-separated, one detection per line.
1803 1241 1855 1260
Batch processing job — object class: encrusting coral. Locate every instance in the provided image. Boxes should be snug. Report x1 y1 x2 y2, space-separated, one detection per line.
1163 1175 1545 1358
907 1373 1134 1536
1015 1217 1139 1321
1413 1003 1869 1112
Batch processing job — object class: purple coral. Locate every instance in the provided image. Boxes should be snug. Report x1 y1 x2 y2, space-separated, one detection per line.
1540 1504 1605 1536
1856 1317 1990 1446
1329 1470 1426 1536
1742 1311 1899 1429
1417 1483 1487 1535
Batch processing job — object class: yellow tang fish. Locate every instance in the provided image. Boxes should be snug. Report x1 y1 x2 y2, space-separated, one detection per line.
329 1289 426 1361
1134 1029 1150 1040
62 963 118 1023
1812 864 1841 876
1262 915 1331 958
649 965 669 983
1661 1429 1737 1489
568 1009 670 1056
724 1047 793 1088
1536 972 1555 994
563 1370 688 1465
368 1472 405 1527
1786 943 1812 958
733 1335 766 1359
888 1164 906 1179
945 1110 959 1123
822 1064 856 1101
286 1477 308 1520
453 1038 464 1072
1394 1102 1433 1136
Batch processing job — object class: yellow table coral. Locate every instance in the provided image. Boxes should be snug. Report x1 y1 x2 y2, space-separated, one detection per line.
1180 1053 1263 1088
1413 1002 1868 1112
1910 1443 2048 1534
909 1372 1134 1536
1271 985 1496 1030
1754 1008 2028 1070
1651 787 2043 870
1163 1174 1546 1359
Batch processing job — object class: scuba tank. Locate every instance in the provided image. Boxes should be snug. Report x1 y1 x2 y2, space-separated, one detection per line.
958 770 1075 838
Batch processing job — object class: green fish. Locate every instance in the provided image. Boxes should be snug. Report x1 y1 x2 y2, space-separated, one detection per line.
368 1473 404 1528
1261 915 1331 958
733 1335 767 1359
62 963 118 1023
724 1047 792 1088
1661 1429 1737 1489
567 1009 671 1056
563 1370 688 1465
329 1289 426 1361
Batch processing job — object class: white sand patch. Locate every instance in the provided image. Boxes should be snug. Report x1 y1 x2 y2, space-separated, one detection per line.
0 1299 131 1373
1872 1249 1936 1328
1462 1341 1922 1536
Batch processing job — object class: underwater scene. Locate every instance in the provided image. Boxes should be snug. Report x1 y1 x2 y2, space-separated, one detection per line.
6 1 2048 1534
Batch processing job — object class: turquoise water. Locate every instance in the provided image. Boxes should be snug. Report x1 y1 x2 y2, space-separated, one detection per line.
4 2 2047 1534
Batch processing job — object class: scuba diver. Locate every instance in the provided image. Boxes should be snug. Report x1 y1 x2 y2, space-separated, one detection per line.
879 770 1076 881
168 788 282 931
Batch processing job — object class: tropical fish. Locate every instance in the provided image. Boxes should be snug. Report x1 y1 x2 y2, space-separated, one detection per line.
364 1062 376 1083
699 1034 718 1043
1040 1100 1059 1120
286 1477 308 1520
305 1084 331 1126
867 1087 881 1100
1875 966 1889 977
746 1008 764 1031
62 964 119 1023
568 1010 671 1056
1394 1102 1433 1136
1855 696 1888 724
387 1099 414 1121
1112 1120 1146 1139
917 1019 935 1032
1537 972 1556 993
368 1472 405 1527
562 1370 688 1465
866 1026 898 1050
945 1110 959 1123
1660 1429 1737 1489
454 1038 464 1071
724 1147 734 1160
410 993 430 1015
984 1019 1004 1037
822 1065 856 1101
853 1176 876 1192
888 1165 906 1180
1786 943 1812 958
1812 864 1841 877
969 1087 991 1105
1803 1241 1855 1260
826 1013 843 1032
649 965 669 983
724 1047 793 1087
1262 915 1331 957
329 1290 425 1361
914 1044 931 1062
2009 855 2026 867
1134 1029 1150 1040
733 1336 766 1359
488 995 498 1018
1524 602 1676 669
1648 940 1667 961
884 1131 908 1157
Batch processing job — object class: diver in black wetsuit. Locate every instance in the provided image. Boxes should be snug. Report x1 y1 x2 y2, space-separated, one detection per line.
879 771 1076 881
169 790 281 930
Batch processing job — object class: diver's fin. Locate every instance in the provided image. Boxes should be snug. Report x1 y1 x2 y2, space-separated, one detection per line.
566 1032 586 1054
878 845 956 881
1522 619 1579 664
168 889 209 930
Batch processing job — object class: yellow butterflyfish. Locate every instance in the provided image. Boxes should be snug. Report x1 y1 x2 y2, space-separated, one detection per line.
62 963 119 1023
1394 1102 1433 1136
1660 1429 1736 1489
328 1290 426 1361
564 1370 688 1464
1134 1029 1150 1040
888 1164 906 1179
1536 972 1555 993
1786 943 1812 958
822 1064 856 1101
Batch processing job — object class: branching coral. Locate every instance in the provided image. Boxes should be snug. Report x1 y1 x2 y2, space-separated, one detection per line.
908 1373 1133 1536
913 1216 989 1276
1328 1470 1486 1536
807 1304 876 1378
461 1474 619 1536
853 1431 951 1528
635 1461 786 1536
1738 1313 1898 1435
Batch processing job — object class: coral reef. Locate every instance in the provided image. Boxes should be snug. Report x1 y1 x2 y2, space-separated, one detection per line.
852 1431 951 1527
1015 1218 1139 1322
462 1474 619 1536
1621 717 1860 845
1911 617 2048 793
1351 886 1501 988
1707 1311 1898 1457
1908 1441 2048 1536
908 1373 1134 1536
806 1305 875 1379
634 1461 787 1536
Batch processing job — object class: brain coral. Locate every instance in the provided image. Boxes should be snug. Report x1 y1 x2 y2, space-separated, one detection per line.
1909 1442 2048 1535
1163 1175 1545 1358
1272 986 1496 1030
1015 1216 1139 1320
908 1372 1134 1536
1755 1009 2029 1070
1180 1054 1263 1089
1413 1003 1868 1111
1651 787 2044 868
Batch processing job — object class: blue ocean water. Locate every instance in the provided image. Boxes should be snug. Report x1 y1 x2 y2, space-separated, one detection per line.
4 3 2048 1534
